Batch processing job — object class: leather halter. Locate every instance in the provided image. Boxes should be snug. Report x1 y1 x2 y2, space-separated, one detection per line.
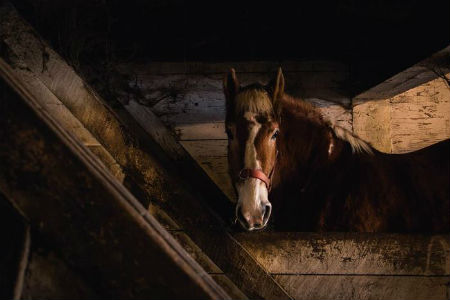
238 151 278 191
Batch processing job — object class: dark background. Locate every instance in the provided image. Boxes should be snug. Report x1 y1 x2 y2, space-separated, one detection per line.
11 0 450 92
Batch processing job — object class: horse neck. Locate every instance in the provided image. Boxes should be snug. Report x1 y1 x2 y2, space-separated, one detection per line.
273 105 364 193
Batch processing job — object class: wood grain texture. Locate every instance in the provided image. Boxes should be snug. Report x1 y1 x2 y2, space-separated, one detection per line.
353 46 450 153
180 140 235 201
0 62 229 299
234 232 450 275
273 275 450 300
390 75 450 153
0 7 288 298
353 98 392 153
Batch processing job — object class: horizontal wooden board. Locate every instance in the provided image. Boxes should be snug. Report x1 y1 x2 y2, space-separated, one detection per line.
119 71 351 130
180 140 227 157
234 232 450 275
273 274 450 300
175 122 227 140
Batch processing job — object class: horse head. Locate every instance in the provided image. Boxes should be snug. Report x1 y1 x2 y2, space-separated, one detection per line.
223 68 284 231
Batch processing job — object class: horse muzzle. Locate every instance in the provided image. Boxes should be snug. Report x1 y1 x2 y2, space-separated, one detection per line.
235 202 272 231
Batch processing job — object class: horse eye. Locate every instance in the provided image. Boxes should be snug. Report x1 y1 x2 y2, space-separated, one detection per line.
271 130 279 140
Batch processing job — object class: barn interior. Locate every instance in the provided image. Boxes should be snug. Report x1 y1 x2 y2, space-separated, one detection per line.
0 0 449 299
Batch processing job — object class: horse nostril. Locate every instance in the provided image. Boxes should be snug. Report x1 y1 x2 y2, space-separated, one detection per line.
236 206 248 227
263 204 272 223
254 222 262 228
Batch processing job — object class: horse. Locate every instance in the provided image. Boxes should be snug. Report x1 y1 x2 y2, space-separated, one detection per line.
223 67 450 232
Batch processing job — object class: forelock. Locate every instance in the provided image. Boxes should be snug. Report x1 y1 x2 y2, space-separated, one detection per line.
234 87 273 117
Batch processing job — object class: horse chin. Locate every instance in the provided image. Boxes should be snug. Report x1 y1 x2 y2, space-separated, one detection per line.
239 221 268 232
237 215 270 231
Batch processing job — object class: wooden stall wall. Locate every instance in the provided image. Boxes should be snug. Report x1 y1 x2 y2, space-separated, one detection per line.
117 61 352 202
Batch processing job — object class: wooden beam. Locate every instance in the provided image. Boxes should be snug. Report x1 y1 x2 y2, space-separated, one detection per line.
234 232 450 275
274 275 449 300
0 5 290 299
234 232 450 299
353 46 450 153
0 59 229 299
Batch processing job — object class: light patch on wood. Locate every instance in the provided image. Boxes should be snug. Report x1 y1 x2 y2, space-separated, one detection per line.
234 232 450 275
175 122 226 140
354 75 450 154
353 99 392 153
389 75 450 153
273 275 449 300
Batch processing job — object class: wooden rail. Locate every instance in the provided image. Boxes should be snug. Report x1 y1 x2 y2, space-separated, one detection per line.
0 4 291 299
0 58 229 299
235 232 450 300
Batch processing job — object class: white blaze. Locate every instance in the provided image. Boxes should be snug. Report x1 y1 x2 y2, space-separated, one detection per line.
237 113 270 229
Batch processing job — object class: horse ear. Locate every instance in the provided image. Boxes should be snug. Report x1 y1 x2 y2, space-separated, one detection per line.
268 67 285 104
223 68 240 112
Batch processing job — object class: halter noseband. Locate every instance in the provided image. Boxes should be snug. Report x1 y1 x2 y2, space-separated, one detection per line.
239 168 272 190
238 151 278 191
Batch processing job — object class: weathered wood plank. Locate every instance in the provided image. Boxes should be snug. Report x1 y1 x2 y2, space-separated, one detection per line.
122 71 350 131
180 141 235 201
353 47 450 153
273 275 450 300
389 75 450 153
123 100 187 160
0 6 288 299
148 203 182 231
176 122 227 140
180 140 228 157
0 57 229 299
86 145 125 182
171 232 222 274
353 99 392 152
210 275 248 300
173 99 351 140
234 232 450 275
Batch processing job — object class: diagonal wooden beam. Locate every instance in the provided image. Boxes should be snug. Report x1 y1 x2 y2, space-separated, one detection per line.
0 58 229 299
